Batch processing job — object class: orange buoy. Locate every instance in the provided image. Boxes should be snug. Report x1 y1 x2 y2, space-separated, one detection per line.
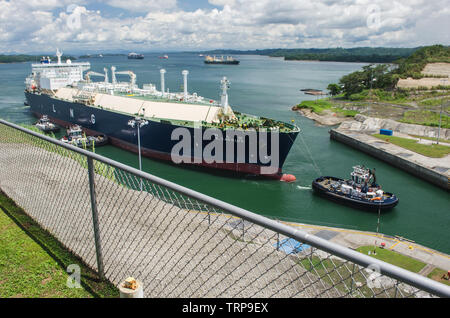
280 174 296 182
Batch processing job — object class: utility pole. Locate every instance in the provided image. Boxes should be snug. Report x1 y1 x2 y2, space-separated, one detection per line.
437 79 447 145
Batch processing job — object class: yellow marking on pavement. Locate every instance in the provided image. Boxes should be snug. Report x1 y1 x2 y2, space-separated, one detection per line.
187 210 450 260
280 221 450 260
389 241 400 250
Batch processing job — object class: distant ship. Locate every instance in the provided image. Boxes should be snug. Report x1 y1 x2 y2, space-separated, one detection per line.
204 55 240 65
128 52 144 59
24 49 299 180
159 54 168 59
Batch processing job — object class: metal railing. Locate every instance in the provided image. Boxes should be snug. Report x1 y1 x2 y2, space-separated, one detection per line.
0 118 449 298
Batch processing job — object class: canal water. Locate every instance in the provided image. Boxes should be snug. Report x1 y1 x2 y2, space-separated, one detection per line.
0 53 448 253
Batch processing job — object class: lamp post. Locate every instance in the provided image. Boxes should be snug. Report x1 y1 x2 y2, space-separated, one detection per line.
128 117 148 190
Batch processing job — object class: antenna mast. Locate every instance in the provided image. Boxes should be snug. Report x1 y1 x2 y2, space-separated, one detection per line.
220 76 231 114
56 48 62 64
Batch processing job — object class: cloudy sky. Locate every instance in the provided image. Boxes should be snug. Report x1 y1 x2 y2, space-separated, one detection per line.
0 0 449 54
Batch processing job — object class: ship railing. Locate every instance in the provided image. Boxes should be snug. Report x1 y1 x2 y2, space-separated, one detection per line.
0 118 449 298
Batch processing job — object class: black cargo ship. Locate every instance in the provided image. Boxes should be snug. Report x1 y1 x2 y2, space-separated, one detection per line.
204 55 240 65
128 52 144 59
24 52 299 179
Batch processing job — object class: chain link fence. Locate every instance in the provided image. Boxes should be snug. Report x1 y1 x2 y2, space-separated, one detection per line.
0 119 449 298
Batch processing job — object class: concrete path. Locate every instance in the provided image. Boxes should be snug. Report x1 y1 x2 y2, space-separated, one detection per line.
281 221 450 277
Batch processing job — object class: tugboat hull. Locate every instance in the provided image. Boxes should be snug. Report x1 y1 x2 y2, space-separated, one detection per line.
312 176 399 211
36 126 60 133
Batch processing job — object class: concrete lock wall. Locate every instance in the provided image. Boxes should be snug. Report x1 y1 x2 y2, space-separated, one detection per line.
329 129 449 191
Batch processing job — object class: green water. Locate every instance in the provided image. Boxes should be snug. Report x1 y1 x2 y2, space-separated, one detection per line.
0 53 448 253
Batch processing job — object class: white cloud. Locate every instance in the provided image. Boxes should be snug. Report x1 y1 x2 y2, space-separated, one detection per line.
208 0 236 6
0 0 448 53
104 0 177 12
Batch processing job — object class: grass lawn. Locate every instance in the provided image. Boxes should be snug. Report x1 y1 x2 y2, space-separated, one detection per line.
0 190 118 298
294 100 334 114
418 98 450 107
400 110 450 129
409 134 450 142
372 134 450 158
356 246 426 273
427 268 450 286
294 99 358 117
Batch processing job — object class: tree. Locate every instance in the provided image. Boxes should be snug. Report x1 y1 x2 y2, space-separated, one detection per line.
338 63 398 98
327 83 342 98
339 70 366 98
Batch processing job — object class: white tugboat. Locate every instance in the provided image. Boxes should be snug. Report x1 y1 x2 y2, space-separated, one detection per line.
35 115 60 133
60 125 108 148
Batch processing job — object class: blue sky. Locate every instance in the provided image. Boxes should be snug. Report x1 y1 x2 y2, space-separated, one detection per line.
0 0 449 54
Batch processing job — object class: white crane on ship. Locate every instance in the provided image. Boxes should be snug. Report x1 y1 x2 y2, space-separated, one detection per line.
111 66 136 88
84 68 109 83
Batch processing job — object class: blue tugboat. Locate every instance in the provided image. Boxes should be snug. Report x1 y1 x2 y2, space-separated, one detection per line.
312 165 399 211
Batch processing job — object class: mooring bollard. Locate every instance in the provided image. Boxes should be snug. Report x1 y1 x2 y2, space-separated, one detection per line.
119 277 144 298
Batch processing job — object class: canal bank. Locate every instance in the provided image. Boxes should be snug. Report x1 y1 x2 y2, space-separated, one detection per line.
281 220 450 282
329 116 450 191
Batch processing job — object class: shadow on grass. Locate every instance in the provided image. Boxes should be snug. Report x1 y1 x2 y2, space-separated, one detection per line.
0 189 118 298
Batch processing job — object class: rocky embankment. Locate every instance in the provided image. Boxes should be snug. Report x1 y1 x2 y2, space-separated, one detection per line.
337 114 450 140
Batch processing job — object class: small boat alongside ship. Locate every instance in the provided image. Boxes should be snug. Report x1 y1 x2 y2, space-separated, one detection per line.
35 115 60 133
60 125 108 148
312 165 399 211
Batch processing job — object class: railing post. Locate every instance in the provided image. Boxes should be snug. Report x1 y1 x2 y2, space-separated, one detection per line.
276 220 280 251
87 156 105 279
349 263 356 297
394 281 399 298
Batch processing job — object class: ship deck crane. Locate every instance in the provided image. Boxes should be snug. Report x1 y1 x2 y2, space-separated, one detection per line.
84 68 109 83
114 69 137 88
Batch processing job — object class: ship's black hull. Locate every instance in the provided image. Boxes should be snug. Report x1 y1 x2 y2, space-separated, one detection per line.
25 91 298 178
312 176 399 211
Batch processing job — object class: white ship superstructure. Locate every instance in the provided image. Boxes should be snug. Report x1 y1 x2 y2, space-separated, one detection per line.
25 50 238 125
26 49 90 91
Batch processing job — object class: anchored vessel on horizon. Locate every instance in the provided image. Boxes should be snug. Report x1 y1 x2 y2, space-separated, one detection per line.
204 55 240 65
128 52 144 59
24 50 299 179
